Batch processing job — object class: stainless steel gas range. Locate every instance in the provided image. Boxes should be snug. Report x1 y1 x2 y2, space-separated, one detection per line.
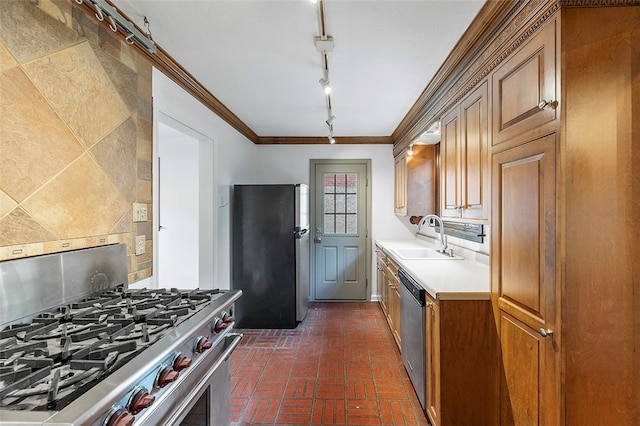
0 244 242 426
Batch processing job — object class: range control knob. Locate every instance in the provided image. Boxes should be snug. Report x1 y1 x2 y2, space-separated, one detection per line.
128 387 155 415
195 336 213 353
155 366 179 388
212 318 228 334
173 353 192 371
221 311 235 323
105 407 135 426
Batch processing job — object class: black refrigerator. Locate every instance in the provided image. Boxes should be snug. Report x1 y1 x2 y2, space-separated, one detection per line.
232 184 310 328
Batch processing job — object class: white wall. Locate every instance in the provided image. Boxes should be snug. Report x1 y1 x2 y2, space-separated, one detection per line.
151 69 256 290
253 144 413 297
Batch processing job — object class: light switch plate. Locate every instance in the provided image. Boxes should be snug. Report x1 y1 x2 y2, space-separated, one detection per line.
135 235 145 255
133 203 148 222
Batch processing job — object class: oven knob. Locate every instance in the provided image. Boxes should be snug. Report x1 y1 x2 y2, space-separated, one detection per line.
222 311 235 323
212 319 228 334
105 407 135 426
128 388 155 415
173 354 192 371
156 366 179 388
195 336 213 352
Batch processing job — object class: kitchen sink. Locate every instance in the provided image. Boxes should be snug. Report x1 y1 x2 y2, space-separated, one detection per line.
392 247 462 260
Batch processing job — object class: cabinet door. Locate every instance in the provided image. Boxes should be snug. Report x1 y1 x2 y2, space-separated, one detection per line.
460 81 489 220
441 81 489 220
425 296 441 426
491 133 560 425
394 152 407 215
376 251 387 314
391 283 401 348
440 106 460 218
492 18 558 147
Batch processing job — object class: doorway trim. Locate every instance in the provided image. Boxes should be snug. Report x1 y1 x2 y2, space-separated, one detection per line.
309 159 372 302
153 111 217 289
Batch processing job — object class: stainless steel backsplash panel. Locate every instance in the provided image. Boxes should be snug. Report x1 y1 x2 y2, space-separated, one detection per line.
0 244 128 326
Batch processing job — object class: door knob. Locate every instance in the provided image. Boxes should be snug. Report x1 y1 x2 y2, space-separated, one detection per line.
539 328 554 338
538 99 557 110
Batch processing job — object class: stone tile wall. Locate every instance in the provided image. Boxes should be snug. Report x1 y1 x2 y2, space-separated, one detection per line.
0 0 153 283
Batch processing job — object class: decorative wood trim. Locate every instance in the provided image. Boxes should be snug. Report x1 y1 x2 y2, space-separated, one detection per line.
73 0 259 144
394 1 565 155
256 136 392 145
391 0 518 148
560 0 640 5
392 0 564 155
392 0 640 154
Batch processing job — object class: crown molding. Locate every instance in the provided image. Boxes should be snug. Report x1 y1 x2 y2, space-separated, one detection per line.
256 136 392 145
560 0 640 5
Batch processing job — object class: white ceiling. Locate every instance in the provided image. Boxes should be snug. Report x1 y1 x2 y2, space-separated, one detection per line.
113 0 485 138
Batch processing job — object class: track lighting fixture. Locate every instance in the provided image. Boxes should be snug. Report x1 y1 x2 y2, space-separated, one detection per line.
326 115 335 127
328 135 336 144
319 70 331 95
407 144 414 156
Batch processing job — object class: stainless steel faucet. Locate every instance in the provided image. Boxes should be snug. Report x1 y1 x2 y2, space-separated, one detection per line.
418 214 453 256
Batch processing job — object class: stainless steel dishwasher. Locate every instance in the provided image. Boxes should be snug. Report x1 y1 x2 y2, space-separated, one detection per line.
399 268 427 410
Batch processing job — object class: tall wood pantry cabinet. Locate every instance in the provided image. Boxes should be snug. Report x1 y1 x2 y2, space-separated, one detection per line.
490 5 639 425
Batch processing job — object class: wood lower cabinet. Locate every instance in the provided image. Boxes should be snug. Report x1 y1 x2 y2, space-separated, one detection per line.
425 293 499 426
440 81 489 221
376 247 387 315
386 258 401 348
376 249 401 349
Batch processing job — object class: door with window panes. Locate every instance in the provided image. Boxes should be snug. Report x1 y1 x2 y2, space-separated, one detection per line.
314 163 367 300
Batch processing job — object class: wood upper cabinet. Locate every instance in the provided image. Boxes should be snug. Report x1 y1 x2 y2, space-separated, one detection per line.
491 133 560 425
394 145 437 216
440 81 489 220
394 151 407 215
492 18 558 148
424 294 499 426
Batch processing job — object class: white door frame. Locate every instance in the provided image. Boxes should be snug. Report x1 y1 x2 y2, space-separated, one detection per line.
309 159 372 301
152 112 217 289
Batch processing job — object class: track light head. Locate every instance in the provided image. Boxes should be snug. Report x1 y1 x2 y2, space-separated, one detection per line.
319 77 331 94
328 136 336 144
407 144 414 156
326 115 335 126
319 69 331 94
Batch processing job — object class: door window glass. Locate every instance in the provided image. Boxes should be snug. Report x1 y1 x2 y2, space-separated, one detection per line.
323 173 357 235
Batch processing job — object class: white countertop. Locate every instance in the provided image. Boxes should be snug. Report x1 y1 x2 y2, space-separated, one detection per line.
376 238 490 301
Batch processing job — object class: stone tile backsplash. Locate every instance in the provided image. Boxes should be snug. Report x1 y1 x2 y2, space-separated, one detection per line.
0 0 153 283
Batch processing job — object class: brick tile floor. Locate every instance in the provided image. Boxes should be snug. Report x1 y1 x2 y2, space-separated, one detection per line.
230 302 429 426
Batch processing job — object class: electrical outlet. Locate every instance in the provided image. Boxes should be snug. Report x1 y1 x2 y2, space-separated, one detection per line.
135 235 145 255
133 203 148 222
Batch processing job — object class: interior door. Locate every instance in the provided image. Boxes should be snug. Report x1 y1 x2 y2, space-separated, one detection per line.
313 163 367 300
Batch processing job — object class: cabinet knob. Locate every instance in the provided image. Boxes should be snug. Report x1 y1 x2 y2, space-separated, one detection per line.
539 328 554 338
538 99 557 110
425 301 434 308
